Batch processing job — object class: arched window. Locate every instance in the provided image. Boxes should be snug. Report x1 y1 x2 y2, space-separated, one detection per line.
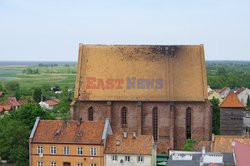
121 107 127 127
152 107 158 142
88 107 94 121
186 107 192 139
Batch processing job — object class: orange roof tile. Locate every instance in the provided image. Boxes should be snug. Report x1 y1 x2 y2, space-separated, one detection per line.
220 92 245 108
105 133 153 155
0 103 12 112
44 99 60 106
32 120 104 145
212 135 250 152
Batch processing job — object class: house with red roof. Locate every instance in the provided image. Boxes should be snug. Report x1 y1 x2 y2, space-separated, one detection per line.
39 99 60 110
0 97 28 115
29 118 112 166
233 141 250 166
220 92 245 135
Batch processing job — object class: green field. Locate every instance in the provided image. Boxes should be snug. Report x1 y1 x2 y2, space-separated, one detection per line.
0 65 76 89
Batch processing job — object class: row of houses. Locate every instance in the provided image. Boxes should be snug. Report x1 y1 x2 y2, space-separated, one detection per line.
29 118 156 166
0 97 27 114
0 92 60 115
208 86 250 105
166 134 250 166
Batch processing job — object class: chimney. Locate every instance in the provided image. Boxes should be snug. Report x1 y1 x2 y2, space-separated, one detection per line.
202 146 206 155
123 131 127 138
132 132 136 139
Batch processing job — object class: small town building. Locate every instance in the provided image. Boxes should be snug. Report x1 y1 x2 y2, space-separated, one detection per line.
0 97 27 114
104 132 156 166
0 103 11 115
211 135 250 152
166 147 234 166
236 88 250 106
71 44 212 153
233 141 250 166
29 118 113 166
208 90 223 103
220 92 245 135
39 99 60 110
217 87 231 99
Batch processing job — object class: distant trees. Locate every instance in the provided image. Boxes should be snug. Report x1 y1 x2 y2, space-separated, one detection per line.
210 98 220 135
33 88 42 103
22 67 39 74
207 65 250 89
0 102 55 165
5 82 19 92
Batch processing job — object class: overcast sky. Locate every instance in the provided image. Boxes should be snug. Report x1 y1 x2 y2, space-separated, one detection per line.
0 0 250 61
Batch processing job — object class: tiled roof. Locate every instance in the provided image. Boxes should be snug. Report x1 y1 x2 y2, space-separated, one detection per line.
219 87 229 94
0 103 11 113
220 92 245 108
234 141 250 166
44 99 60 106
212 135 250 152
105 133 153 155
7 99 28 107
7 97 17 102
31 120 104 144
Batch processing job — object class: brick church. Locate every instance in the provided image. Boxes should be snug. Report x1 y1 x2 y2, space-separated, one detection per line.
70 44 212 153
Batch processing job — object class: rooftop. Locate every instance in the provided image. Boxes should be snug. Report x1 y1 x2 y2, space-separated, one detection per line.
212 135 250 152
31 120 105 145
43 99 60 106
234 141 250 166
220 92 245 108
105 133 153 155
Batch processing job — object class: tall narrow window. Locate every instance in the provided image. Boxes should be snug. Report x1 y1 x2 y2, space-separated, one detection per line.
152 107 158 142
121 107 127 127
186 107 192 139
88 107 94 121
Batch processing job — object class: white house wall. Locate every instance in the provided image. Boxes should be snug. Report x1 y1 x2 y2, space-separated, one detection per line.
105 154 152 166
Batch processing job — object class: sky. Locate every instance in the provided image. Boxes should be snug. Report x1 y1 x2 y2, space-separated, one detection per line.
0 0 250 61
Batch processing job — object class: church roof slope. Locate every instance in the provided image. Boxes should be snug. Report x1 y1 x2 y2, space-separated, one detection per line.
74 44 208 102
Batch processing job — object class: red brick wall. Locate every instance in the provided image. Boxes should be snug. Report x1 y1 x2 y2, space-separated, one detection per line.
71 100 212 154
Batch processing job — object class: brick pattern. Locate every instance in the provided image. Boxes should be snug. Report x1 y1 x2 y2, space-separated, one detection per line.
71 100 212 153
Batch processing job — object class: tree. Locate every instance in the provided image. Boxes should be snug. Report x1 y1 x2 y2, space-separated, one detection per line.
210 98 220 135
15 89 21 100
183 139 196 151
33 88 42 103
0 120 30 166
5 82 20 92
0 83 3 91
247 95 250 108
52 98 70 120
0 102 55 165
